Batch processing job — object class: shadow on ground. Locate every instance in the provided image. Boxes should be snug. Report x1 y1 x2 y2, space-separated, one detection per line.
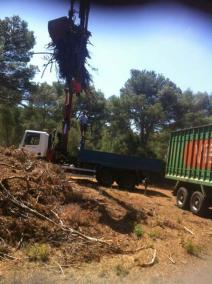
114 185 170 198
204 208 212 219
73 178 170 198
71 178 148 234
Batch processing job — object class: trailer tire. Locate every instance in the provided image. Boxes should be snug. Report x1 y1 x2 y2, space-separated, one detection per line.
117 173 136 191
176 187 190 209
96 168 113 187
190 191 207 216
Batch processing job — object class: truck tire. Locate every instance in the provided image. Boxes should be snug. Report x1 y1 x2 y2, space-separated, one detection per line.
96 168 114 187
190 191 207 216
117 173 136 191
176 187 190 209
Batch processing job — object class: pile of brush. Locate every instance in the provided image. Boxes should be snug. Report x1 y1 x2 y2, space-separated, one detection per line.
0 147 113 243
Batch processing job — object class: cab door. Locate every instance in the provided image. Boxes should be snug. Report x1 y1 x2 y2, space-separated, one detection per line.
22 132 42 156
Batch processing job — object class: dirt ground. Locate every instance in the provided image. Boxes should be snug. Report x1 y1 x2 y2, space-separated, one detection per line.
0 170 212 283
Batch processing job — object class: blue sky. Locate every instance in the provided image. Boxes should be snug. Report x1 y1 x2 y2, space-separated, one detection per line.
1 0 212 97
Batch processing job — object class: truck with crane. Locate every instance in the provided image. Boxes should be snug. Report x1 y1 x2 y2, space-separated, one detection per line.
20 129 164 190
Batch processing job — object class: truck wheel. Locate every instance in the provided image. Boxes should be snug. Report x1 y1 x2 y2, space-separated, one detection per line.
117 173 136 191
96 168 114 187
176 187 189 209
190 191 207 216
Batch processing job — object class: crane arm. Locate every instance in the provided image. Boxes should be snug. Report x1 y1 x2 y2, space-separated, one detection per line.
48 0 91 154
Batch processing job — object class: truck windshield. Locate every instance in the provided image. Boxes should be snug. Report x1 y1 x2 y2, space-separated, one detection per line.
24 133 40 145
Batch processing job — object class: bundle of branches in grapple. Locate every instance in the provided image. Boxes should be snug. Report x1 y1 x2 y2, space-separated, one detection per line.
48 0 91 89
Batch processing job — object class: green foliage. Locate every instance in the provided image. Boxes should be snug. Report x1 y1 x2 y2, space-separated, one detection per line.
0 57 211 162
115 264 129 277
133 224 144 238
183 240 201 257
147 130 170 160
148 230 161 240
29 82 61 131
98 95 139 155
0 15 36 105
119 70 182 156
107 70 212 159
72 88 107 151
6 107 26 146
67 119 81 156
25 82 63 126
0 105 15 146
26 243 50 262
176 90 212 128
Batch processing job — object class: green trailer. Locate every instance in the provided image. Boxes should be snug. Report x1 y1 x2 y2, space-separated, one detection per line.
166 124 212 215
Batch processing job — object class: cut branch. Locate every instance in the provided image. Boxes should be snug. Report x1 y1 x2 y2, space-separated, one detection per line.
55 261 65 276
135 249 157 267
184 226 194 235
168 252 176 264
32 52 53 55
0 163 16 169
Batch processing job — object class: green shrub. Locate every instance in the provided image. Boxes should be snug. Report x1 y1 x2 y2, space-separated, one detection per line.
148 231 161 240
115 264 129 277
134 224 144 238
183 240 201 257
26 243 50 262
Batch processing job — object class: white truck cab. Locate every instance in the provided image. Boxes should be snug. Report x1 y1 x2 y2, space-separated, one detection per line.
20 130 49 157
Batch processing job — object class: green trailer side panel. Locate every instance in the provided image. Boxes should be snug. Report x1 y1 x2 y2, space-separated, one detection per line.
166 124 212 186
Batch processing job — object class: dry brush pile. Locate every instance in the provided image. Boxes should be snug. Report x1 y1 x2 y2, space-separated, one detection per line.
0 147 150 265
0 147 74 242
0 147 121 263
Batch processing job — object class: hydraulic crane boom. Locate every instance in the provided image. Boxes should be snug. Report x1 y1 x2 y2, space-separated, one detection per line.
63 0 91 153
48 0 91 154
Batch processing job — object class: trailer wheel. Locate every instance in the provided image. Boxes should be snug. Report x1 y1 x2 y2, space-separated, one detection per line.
117 173 136 191
96 168 113 187
190 191 207 216
176 187 189 209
